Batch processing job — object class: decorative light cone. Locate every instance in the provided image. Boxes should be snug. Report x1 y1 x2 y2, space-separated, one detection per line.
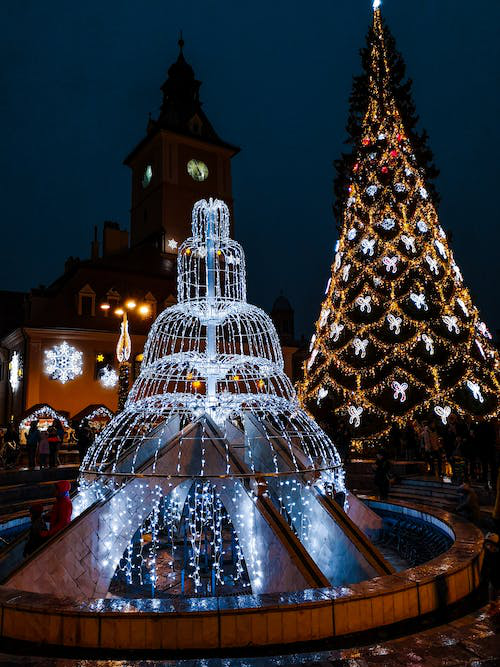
9 199 390 599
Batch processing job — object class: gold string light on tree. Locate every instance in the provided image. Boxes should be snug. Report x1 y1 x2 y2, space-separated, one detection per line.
299 1 499 454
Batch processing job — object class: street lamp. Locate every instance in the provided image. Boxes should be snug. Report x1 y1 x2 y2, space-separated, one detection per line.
100 299 151 412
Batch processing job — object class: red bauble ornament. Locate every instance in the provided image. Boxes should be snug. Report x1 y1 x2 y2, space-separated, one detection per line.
396 133 404 143
353 162 359 172
390 149 398 158
381 166 389 174
362 138 370 146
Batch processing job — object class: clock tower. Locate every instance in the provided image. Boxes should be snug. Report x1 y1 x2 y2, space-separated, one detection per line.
124 37 239 251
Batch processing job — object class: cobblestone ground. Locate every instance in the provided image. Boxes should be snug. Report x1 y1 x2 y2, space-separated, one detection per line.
1 605 498 666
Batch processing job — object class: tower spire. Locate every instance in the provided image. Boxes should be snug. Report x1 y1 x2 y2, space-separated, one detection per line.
178 29 184 54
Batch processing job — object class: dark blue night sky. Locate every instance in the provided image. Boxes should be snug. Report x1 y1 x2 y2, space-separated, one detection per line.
0 0 498 338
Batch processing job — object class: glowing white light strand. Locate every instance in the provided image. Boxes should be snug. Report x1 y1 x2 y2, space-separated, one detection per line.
9 352 21 392
80 199 346 596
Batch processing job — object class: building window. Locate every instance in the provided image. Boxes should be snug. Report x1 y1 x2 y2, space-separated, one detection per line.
81 296 93 317
106 288 120 312
144 291 157 318
78 284 96 316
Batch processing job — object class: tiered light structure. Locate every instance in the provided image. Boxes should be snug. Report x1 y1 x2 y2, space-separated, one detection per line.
299 2 499 449
81 198 346 596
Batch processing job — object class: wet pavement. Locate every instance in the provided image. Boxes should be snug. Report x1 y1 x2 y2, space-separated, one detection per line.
0 604 498 666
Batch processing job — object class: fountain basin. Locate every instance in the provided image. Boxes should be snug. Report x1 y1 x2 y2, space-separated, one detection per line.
0 500 483 652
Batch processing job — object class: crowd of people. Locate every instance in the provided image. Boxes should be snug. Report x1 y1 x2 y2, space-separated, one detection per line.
0 418 97 469
391 415 499 487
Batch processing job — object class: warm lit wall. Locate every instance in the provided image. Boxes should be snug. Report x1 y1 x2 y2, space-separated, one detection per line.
23 328 147 418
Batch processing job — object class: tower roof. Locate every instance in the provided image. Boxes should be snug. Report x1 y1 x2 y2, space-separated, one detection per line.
124 36 239 165
272 293 293 312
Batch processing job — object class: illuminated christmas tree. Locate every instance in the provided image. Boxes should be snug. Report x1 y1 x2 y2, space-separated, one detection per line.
333 0 439 221
299 1 499 450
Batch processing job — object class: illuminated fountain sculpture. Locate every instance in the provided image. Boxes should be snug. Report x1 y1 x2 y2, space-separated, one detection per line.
8 199 389 599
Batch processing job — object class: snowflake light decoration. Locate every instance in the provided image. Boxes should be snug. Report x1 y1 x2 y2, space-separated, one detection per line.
99 366 119 388
44 342 83 384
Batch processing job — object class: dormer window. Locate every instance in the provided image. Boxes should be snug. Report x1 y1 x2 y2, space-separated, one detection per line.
144 291 157 318
164 294 176 309
78 284 96 316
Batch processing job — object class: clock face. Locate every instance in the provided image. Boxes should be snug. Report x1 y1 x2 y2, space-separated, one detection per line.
187 159 209 182
142 164 153 188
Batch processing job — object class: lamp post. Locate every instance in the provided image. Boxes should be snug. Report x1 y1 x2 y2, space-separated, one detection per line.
100 299 151 412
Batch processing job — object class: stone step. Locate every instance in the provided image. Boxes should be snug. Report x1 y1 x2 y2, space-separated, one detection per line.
0 465 79 488
390 485 460 501
388 491 457 510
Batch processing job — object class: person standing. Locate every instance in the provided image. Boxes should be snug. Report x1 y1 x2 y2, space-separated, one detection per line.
37 430 50 468
76 419 94 463
26 421 40 469
52 418 65 466
40 481 72 538
47 425 60 468
373 451 391 500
